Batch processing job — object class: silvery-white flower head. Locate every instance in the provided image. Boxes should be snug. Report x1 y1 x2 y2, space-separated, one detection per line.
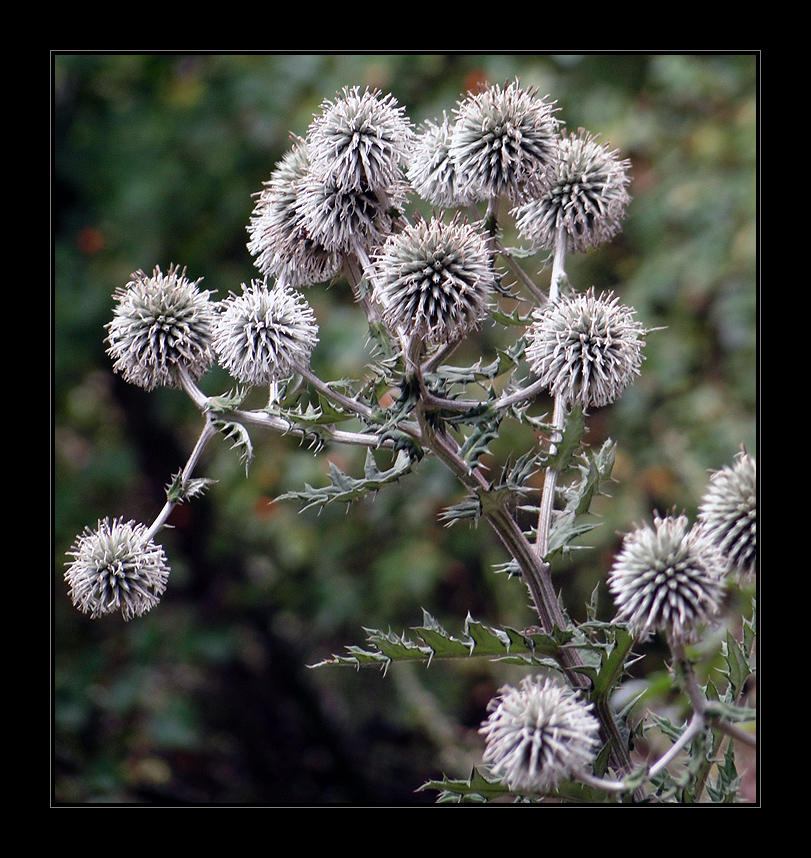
372 214 496 346
450 79 560 205
609 514 728 644
65 518 171 620
213 279 319 387
306 85 413 194
407 113 475 208
512 128 632 253
106 265 215 391
698 449 757 580
525 287 646 410
246 139 342 287
479 675 601 795
296 169 406 256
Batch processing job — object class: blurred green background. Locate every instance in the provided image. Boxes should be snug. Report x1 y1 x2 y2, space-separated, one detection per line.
53 53 757 805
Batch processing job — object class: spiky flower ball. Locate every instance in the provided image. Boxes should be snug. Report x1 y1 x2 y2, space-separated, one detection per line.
525 288 646 410
479 675 601 795
306 86 413 194
512 128 632 253
296 170 405 255
247 139 341 287
698 449 757 579
65 518 171 620
213 279 319 386
609 514 728 643
372 215 495 346
106 265 215 391
449 79 560 204
407 113 474 208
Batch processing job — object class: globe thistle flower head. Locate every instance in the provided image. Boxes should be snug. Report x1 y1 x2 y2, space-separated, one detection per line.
373 214 496 346
407 113 475 208
609 514 728 644
698 449 757 580
106 265 215 391
479 675 601 795
247 139 342 287
450 79 560 205
525 287 646 410
512 128 632 253
213 279 318 387
65 518 170 621
306 86 413 194
296 169 405 256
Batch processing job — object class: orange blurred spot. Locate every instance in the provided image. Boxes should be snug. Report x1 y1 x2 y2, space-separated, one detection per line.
77 227 105 255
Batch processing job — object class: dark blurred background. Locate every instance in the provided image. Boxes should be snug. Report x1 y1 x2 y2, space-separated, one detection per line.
53 53 757 805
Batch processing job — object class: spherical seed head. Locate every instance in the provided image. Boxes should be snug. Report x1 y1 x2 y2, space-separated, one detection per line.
307 86 413 194
407 113 476 208
609 514 728 644
373 214 496 346
213 279 319 386
450 79 560 205
479 675 601 794
247 140 342 287
106 265 215 391
512 128 632 253
65 518 170 621
698 450 757 580
525 287 646 410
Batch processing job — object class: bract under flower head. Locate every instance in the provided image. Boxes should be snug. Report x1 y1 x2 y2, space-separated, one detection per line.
609 514 728 643
373 214 495 346
213 279 319 387
65 518 170 620
450 79 560 204
479 675 600 794
512 128 632 253
106 264 215 391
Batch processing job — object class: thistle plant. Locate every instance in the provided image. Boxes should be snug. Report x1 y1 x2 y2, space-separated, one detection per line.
63 78 757 804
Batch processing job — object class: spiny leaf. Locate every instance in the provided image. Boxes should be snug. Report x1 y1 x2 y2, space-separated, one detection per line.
213 419 254 474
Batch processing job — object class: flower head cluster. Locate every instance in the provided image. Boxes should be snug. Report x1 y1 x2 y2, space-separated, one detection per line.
449 80 560 204
525 287 646 410
479 675 600 794
698 450 757 579
65 518 170 620
213 279 319 387
106 265 215 391
373 215 495 346
407 113 474 208
247 139 342 287
296 86 412 256
513 128 632 253
609 514 728 643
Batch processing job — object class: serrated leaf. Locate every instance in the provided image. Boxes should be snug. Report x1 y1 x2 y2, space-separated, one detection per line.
213 419 254 474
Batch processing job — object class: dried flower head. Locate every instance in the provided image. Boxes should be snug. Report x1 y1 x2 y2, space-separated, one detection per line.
213 279 319 387
512 128 632 253
479 675 601 794
450 79 560 204
698 449 757 579
525 288 646 410
306 86 413 194
373 214 495 346
106 265 215 391
407 113 475 208
247 139 342 287
609 514 728 643
65 518 171 620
